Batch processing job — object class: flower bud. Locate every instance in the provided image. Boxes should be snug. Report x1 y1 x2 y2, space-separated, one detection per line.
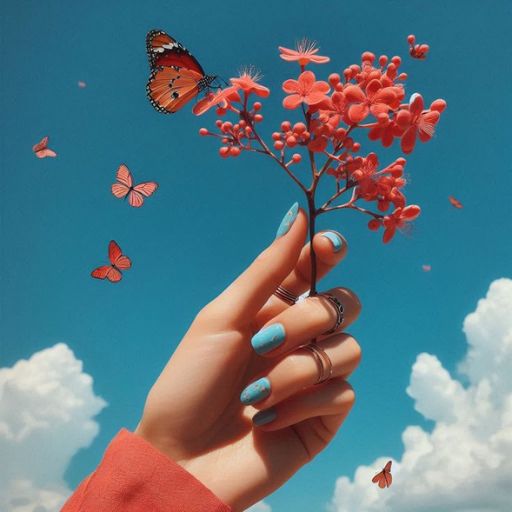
407 34 416 44
286 135 297 147
293 122 307 134
272 132 281 141
199 128 208 136
379 55 388 67
219 146 230 158
368 219 381 231
254 114 263 122
274 140 284 150
281 121 292 132
229 146 241 157
329 73 341 86
362 51 375 63
253 102 262 111
430 99 447 113
291 153 302 163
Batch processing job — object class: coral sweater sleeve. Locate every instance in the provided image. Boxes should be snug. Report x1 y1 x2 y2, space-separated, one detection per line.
61 428 232 512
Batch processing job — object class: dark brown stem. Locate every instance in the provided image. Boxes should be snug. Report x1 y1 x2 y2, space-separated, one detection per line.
306 192 318 296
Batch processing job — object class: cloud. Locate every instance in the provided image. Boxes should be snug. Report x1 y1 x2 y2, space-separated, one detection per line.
0 343 107 512
246 501 272 512
329 278 512 512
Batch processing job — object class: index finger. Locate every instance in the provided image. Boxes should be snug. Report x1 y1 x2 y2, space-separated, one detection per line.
203 203 308 328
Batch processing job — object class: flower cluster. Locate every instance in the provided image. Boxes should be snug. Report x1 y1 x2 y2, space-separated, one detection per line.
196 35 446 292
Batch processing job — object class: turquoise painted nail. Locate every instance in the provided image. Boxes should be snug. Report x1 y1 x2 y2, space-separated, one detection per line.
240 377 271 405
253 408 277 427
275 202 299 239
251 323 286 355
322 231 343 252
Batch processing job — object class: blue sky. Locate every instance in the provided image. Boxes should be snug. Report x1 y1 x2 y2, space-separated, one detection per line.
1 1 511 511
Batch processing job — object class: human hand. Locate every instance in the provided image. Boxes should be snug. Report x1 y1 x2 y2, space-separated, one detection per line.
135 203 362 511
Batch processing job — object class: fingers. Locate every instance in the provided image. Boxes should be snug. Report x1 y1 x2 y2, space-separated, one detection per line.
240 333 361 410
201 203 308 328
250 287 361 357
251 378 356 435
256 230 348 325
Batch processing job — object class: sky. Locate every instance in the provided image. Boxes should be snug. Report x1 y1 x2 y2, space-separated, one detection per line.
1 1 512 511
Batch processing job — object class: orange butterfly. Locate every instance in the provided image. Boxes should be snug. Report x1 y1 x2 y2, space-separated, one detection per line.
33 136 57 158
448 195 463 209
91 240 131 283
111 164 158 208
146 30 218 114
372 460 393 488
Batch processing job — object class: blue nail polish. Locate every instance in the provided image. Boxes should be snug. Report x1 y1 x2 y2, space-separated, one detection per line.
253 408 277 426
251 323 286 355
322 231 343 252
240 377 271 405
275 202 299 239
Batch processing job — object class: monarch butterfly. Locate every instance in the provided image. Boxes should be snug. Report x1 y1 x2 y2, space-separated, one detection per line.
91 240 131 283
111 164 158 208
448 195 463 209
146 29 217 114
372 460 393 488
33 136 57 158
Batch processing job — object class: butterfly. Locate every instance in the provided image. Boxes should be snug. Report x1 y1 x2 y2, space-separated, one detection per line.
146 29 217 114
372 460 393 488
111 164 158 208
422 264 432 272
91 240 131 283
33 136 57 158
448 195 463 209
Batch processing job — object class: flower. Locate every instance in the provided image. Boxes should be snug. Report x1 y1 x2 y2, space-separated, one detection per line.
193 86 241 115
397 93 442 153
279 39 330 66
344 79 399 123
282 71 330 109
230 70 270 97
382 205 421 243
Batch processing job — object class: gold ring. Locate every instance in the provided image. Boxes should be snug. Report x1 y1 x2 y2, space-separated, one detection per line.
302 342 333 384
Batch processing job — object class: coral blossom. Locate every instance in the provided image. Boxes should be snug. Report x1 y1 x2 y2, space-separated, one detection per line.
344 80 400 123
382 205 421 243
193 86 241 115
279 39 330 66
282 71 330 109
230 71 270 97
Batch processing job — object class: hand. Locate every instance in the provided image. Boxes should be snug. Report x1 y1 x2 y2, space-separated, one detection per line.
135 205 362 511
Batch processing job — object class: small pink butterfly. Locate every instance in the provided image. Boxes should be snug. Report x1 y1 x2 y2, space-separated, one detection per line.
372 460 393 488
33 136 57 158
111 164 158 208
78 80 87 88
422 264 431 272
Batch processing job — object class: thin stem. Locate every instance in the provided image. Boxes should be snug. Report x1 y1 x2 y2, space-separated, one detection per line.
306 192 318 296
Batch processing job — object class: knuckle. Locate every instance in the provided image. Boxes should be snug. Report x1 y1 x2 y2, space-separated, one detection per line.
329 287 362 323
343 333 363 365
333 380 356 409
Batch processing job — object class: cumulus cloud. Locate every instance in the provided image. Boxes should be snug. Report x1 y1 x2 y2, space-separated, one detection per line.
0 343 107 512
329 278 512 512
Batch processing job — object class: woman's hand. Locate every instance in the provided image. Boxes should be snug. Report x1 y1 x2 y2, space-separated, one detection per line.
135 204 362 511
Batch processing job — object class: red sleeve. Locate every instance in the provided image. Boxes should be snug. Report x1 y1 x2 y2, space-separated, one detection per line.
61 428 232 512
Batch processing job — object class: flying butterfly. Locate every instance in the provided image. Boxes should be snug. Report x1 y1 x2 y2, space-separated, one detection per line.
372 460 393 488
91 240 132 283
448 195 463 209
111 164 158 208
146 29 217 114
33 136 57 158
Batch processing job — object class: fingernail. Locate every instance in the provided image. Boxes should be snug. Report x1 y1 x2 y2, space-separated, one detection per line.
275 202 299 239
322 231 343 252
240 377 271 405
253 408 277 427
251 323 286 355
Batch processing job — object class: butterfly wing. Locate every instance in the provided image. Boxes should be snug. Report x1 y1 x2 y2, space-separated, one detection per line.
33 136 48 153
127 190 145 208
91 265 112 280
112 183 130 199
108 240 132 270
133 182 158 197
383 461 392 473
372 471 384 486
146 30 204 74
147 66 203 114
384 472 393 488
35 149 57 158
116 164 133 188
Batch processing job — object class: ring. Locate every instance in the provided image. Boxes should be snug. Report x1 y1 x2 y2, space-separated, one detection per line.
302 342 333 384
319 293 344 335
273 285 298 306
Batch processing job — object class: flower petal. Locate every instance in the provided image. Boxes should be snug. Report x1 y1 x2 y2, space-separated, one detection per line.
401 126 417 154
344 85 366 103
282 79 299 94
283 94 303 109
348 103 369 123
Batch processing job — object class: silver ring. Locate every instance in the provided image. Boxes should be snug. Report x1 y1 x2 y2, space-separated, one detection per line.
302 342 333 384
319 293 344 335
273 285 298 306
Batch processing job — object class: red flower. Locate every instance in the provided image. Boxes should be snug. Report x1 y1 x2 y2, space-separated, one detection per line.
282 71 330 109
230 71 270 97
344 79 398 123
193 86 241 115
397 93 442 154
279 39 330 66
368 114 405 147
382 205 421 243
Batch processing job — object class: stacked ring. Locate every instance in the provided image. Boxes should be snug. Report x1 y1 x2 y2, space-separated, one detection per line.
302 343 333 384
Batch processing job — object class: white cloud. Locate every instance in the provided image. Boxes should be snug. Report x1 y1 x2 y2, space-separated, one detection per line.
0 343 107 512
246 501 272 512
329 278 512 512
